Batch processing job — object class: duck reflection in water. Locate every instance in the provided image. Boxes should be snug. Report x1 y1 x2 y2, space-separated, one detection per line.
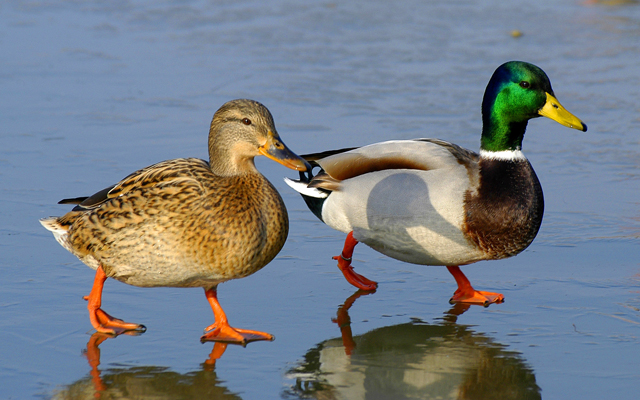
285 290 541 400
51 333 240 400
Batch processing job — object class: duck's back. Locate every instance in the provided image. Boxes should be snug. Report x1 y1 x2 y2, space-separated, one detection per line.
317 140 483 265
323 163 483 266
50 158 289 288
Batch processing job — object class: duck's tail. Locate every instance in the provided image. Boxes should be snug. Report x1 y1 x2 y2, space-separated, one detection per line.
283 177 328 199
39 217 70 249
283 176 328 223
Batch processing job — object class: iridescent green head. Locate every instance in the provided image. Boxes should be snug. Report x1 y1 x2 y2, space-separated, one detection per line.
480 61 587 152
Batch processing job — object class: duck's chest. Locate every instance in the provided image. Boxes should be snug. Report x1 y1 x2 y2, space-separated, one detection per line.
463 158 544 259
194 175 289 267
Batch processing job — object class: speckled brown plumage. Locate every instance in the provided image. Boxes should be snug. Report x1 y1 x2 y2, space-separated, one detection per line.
55 159 289 288
41 99 308 342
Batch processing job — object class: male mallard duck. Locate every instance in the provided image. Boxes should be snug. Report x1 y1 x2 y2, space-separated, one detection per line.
41 99 309 343
285 61 587 305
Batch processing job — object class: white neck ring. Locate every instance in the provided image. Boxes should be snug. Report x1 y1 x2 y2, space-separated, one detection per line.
479 149 527 161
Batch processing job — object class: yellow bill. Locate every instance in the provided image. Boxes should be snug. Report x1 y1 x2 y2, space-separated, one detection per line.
538 92 587 132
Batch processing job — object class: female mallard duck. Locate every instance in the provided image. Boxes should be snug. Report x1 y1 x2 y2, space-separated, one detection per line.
41 99 309 343
285 61 587 305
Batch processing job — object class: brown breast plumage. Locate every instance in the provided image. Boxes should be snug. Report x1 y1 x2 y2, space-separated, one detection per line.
463 158 544 260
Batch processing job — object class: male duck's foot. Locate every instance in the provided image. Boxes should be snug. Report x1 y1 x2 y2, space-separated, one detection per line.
333 255 378 291
332 231 378 291
84 296 146 335
200 322 275 344
446 266 504 307
449 289 505 307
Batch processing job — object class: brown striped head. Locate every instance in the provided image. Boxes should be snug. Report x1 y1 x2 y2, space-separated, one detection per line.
207 99 309 176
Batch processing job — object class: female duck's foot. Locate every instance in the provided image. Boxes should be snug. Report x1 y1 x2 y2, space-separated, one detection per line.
84 297 146 335
333 231 377 291
84 266 146 335
201 287 274 344
446 265 504 307
200 322 274 344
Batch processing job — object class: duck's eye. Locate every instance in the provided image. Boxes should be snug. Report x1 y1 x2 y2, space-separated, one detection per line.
241 118 252 125
519 81 530 89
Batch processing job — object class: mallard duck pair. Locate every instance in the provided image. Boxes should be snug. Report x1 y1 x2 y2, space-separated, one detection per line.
41 62 586 342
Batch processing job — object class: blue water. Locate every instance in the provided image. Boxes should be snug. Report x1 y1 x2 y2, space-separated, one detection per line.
1 1 639 399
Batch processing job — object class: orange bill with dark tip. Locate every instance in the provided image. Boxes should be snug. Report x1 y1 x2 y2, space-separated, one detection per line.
259 131 311 171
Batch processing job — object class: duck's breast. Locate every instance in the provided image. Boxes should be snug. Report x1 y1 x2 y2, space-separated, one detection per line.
463 158 544 259
181 173 289 285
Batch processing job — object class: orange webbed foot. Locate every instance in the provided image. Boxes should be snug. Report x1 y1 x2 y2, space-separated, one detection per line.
333 255 378 291
84 295 146 335
333 232 377 291
449 289 505 307
200 322 274 344
201 287 274 344
83 267 146 335
446 265 504 307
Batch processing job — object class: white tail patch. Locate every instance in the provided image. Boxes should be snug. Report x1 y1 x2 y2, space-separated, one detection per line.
39 217 65 233
39 217 69 247
283 177 328 199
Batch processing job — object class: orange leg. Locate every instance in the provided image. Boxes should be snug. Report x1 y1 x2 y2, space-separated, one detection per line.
447 266 504 306
84 266 146 335
332 232 377 291
200 287 274 344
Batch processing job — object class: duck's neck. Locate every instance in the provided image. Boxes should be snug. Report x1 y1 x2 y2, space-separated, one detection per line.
208 136 259 177
479 148 527 162
480 82 531 153
480 115 528 153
